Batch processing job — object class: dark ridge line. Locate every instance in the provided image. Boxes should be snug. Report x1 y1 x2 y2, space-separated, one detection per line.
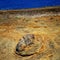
0 6 60 15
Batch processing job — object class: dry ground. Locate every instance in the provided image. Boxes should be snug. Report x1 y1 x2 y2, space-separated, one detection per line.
0 7 60 60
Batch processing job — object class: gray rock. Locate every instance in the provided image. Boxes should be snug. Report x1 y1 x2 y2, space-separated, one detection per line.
16 34 42 56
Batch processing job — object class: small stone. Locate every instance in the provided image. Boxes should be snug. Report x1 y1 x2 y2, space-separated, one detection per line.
16 34 42 56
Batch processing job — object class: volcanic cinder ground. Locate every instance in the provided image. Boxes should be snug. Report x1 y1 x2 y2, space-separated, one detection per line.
0 7 60 60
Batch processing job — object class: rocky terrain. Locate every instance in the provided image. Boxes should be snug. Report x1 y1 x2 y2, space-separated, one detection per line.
0 6 60 60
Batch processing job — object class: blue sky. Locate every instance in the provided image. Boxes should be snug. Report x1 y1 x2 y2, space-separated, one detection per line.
0 0 60 10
